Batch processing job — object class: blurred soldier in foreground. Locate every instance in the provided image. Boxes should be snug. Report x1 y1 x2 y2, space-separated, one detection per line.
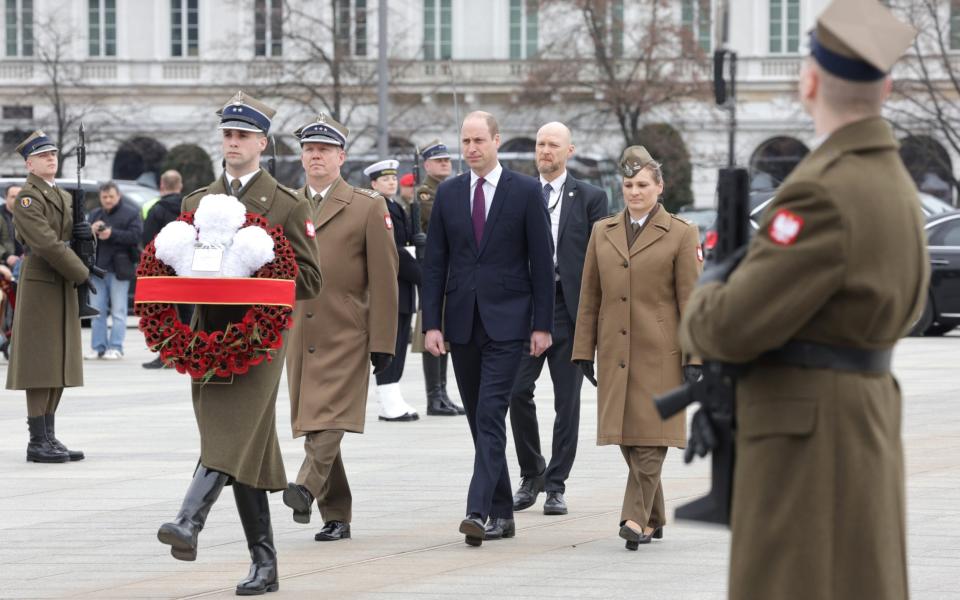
283 115 399 543
678 1 927 597
157 91 322 596
6 131 91 464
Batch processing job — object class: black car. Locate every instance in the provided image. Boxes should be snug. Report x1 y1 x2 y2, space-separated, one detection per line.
912 210 960 336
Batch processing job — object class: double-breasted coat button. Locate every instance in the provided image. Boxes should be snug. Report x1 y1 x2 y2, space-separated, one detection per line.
308 346 316 353
619 361 626 368
622 260 629 268
621 329 627 335
306 312 313 318
620 296 627 302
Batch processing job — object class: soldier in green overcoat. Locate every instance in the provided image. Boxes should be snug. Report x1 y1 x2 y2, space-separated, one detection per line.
6 131 90 464
156 91 322 596
678 2 927 598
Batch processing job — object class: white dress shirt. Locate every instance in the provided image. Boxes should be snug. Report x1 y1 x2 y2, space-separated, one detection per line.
540 170 568 266
227 168 261 191
469 162 502 219
307 183 333 200
630 212 651 229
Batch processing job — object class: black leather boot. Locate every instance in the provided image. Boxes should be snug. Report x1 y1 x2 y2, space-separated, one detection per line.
234 483 279 596
157 465 228 561
423 353 457 416
438 353 465 415
26 416 69 463
44 414 84 461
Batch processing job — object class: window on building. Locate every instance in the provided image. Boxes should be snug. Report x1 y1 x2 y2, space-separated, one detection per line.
171 0 198 57
4 0 33 57
681 0 711 52
2 105 32 119
254 0 282 57
335 0 367 57
2 129 30 152
88 0 116 57
423 0 452 61
509 0 538 59
951 2 960 50
769 0 800 54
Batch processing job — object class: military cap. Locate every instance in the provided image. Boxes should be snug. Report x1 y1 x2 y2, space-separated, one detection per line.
216 90 276 133
399 173 415 187
294 114 348 147
363 159 399 181
810 0 916 82
16 130 57 159
619 146 656 178
419 139 450 161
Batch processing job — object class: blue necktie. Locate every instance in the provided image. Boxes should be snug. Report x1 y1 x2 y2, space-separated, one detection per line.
542 183 552 207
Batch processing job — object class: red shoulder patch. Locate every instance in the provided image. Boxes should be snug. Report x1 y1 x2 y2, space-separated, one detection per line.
384 214 393 230
768 209 804 246
305 220 316 238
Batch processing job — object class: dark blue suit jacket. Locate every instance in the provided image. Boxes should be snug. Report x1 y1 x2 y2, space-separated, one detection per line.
421 166 555 344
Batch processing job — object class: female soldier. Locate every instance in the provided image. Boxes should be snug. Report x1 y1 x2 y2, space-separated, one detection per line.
571 146 702 550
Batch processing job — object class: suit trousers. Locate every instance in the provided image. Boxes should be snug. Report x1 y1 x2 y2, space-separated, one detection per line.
375 312 412 385
450 307 524 521
295 430 352 523
26 387 63 418
619 445 667 528
509 285 582 492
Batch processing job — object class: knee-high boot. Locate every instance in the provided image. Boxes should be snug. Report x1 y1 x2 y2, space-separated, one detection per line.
157 465 228 561
233 482 279 596
423 352 457 416
437 353 465 414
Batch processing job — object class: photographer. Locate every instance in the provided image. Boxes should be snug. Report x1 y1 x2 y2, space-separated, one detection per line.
85 181 142 360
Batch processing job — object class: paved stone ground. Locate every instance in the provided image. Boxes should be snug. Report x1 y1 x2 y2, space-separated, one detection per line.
0 326 957 599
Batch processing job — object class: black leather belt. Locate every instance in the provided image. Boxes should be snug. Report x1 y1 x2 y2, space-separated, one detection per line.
760 340 892 374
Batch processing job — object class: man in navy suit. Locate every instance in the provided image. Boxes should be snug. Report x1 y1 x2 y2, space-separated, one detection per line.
422 111 555 546
509 122 608 517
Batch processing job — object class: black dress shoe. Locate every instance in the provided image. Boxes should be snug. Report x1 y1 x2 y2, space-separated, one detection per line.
282 483 313 524
512 474 545 511
378 412 418 422
142 356 169 369
459 515 485 547
543 491 567 515
652 526 663 539
619 524 652 551
483 517 516 540
314 520 351 541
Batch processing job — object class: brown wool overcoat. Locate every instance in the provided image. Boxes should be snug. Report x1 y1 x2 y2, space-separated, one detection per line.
286 177 398 437
679 117 929 600
6 174 89 390
572 205 701 448
182 171 322 491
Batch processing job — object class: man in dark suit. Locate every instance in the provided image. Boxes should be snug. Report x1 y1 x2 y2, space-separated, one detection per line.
509 122 608 516
422 111 555 546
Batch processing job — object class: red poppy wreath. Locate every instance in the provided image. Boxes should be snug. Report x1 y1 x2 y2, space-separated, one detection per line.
134 194 298 381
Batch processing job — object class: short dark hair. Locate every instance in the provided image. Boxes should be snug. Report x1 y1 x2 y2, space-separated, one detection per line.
4 183 22 197
98 180 119 195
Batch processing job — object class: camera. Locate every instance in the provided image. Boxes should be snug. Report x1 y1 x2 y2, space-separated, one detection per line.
95 223 106 233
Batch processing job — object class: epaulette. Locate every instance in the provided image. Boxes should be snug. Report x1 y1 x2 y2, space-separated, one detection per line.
183 186 209 200
355 187 382 200
274 184 300 202
671 214 694 226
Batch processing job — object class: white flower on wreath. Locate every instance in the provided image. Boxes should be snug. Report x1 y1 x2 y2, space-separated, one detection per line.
153 194 275 277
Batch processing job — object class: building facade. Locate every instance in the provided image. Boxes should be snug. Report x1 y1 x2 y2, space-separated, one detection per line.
0 0 954 205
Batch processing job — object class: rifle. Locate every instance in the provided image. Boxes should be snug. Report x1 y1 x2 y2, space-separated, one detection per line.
267 135 277 178
409 147 426 261
71 124 103 318
653 1 748 526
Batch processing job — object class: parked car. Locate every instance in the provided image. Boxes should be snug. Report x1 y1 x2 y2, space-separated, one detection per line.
911 210 960 336
677 207 717 245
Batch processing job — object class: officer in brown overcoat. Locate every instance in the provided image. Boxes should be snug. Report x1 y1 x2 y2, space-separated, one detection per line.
678 2 927 598
572 146 701 550
282 115 399 543
6 131 91 463
157 91 322 596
